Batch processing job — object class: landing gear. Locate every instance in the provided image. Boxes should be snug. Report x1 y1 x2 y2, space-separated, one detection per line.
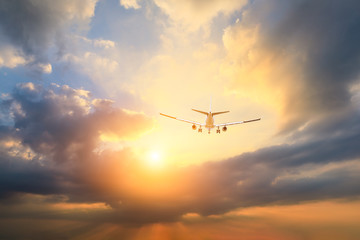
198 128 202 133
216 127 221 133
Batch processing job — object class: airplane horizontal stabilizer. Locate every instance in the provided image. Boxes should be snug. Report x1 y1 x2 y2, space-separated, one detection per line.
191 109 208 115
212 111 230 116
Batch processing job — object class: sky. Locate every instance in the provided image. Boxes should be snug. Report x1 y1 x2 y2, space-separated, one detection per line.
0 0 360 239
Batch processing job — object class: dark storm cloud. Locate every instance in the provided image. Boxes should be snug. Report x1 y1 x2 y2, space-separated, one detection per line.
0 82 153 201
0 0 55 62
0 157 64 198
0 0 97 64
273 0 360 108
186 115 360 215
236 0 360 132
5 83 152 162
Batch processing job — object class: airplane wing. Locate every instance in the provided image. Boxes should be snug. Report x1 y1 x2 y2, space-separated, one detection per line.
216 118 261 127
160 113 204 126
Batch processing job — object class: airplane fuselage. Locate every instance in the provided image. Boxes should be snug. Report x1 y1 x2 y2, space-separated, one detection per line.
205 112 215 129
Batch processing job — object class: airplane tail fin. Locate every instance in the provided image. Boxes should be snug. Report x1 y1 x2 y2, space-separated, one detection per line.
192 109 208 115
212 111 230 116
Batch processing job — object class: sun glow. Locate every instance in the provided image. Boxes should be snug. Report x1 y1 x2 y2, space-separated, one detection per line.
146 150 164 168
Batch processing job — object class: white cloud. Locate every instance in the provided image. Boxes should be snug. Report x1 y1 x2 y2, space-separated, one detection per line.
153 0 247 32
0 46 27 68
93 39 116 49
65 51 119 84
37 63 52 74
120 0 141 9
76 36 116 49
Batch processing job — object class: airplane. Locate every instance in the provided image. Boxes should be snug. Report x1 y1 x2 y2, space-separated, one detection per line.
160 100 261 134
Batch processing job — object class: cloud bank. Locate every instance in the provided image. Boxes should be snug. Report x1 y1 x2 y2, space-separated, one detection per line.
0 0 98 71
1 82 360 225
223 0 360 133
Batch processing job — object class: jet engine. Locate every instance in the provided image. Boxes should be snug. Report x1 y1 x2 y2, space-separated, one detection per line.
222 126 227 132
192 124 197 130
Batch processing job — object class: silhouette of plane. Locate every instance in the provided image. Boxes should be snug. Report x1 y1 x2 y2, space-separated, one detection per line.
160 99 260 134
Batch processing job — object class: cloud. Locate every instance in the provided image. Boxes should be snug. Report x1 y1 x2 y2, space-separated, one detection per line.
93 39 116 49
0 83 154 204
0 45 28 68
1 83 359 225
66 51 119 84
222 0 360 133
0 0 98 68
120 0 141 9
1 199 359 239
0 83 159 221
153 0 247 31
5 83 153 161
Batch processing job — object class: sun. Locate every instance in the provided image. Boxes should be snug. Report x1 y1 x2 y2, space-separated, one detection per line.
146 150 164 168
